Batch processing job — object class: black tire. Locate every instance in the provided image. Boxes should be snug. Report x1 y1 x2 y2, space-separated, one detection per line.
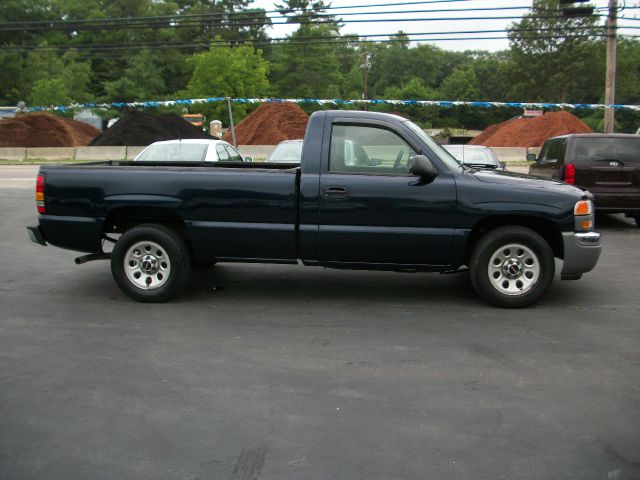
469 226 555 308
111 224 191 302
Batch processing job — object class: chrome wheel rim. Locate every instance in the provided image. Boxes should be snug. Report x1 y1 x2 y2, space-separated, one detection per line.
488 243 540 296
124 241 171 290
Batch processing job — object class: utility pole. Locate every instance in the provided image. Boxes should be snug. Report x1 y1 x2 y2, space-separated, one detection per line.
560 0 617 132
604 0 618 133
360 52 372 110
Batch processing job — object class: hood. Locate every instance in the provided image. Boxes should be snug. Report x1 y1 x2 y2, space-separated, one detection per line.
470 168 587 197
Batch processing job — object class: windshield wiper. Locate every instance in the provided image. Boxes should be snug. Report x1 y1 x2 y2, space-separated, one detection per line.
466 163 497 169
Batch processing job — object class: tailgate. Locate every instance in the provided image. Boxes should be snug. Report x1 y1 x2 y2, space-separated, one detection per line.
576 162 640 193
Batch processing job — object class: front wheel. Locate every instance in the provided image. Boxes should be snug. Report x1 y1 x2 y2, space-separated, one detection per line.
470 226 555 308
111 224 191 302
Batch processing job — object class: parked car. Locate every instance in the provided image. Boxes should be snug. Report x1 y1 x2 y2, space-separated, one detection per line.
266 139 303 163
528 134 640 226
443 145 506 170
28 110 601 308
134 139 250 163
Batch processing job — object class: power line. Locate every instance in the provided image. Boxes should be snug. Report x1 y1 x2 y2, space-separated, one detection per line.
0 3 625 33
0 14 613 33
0 0 477 29
5 26 640 53
3 33 637 57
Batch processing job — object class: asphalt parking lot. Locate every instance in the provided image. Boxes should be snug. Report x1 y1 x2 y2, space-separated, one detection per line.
1 166 639 480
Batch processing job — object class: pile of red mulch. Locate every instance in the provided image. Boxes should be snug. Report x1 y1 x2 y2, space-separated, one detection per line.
469 111 593 147
223 103 309 145
90 111 215 146
0 113 101 147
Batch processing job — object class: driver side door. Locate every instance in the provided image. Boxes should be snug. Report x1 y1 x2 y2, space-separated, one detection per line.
318 121 457 267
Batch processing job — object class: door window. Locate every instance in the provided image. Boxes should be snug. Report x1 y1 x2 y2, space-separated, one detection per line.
539 139 566 164
224 145 244 162
330 124 417 175
216 144 230 161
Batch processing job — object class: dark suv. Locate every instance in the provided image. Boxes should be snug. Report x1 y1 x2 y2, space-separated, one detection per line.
529 133 640 226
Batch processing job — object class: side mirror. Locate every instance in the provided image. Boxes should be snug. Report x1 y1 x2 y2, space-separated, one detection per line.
244 156 253 163
526 153 537 161
369 158 382 166
409 155 438 180
499 161 507 169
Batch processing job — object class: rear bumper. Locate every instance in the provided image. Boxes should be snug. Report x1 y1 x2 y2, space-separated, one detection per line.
591 192 640 213
29 215 104 253
561 232 602 280
27 225 47 246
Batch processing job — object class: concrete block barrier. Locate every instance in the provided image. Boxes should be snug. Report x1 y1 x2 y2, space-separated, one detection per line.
27 147 76 161
0 147 26 161
489 147 528 162
75 146 126 161
237 145 276 161
126 146 146 160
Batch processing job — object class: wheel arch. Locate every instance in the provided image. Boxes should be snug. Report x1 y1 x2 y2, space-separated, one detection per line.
103 206 190 243
464 215 564 265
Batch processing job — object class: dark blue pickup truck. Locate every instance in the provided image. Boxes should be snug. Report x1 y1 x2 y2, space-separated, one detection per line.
28 110 602 307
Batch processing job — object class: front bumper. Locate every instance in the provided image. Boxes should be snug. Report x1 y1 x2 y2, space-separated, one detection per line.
561 231 602 280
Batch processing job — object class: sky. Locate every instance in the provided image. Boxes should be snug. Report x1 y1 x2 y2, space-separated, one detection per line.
250 0 640 52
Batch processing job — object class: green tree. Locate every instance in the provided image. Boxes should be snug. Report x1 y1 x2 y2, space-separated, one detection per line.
440 66 481 101
0 53 26 104
383 77 435 100
615 39 640 105
60 50 92 103
103 49 166 102
270 23 342 98
507 0 601 102
30 78 72 106
185 40 269 122
466 51 511 101
186 41 269 98
275 0 333 22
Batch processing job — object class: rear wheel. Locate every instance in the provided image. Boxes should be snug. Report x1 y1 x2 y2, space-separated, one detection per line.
111 224 191 302
470 226 555 308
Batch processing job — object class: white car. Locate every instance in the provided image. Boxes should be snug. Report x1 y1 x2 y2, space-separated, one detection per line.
443 144 506 170
134 139 251 163
265 139 303 163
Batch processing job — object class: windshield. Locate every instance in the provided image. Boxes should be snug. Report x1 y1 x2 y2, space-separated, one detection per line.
573 137 640 163
403 121 462 171
267 141 303 163
444 146 499 166
136 143 208 162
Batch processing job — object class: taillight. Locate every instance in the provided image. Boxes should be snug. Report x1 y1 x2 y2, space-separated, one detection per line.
564 163 576 185
36 174 45 214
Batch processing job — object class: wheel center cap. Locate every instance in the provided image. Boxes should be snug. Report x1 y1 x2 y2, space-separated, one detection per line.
503 259 523 279
141 255 159 274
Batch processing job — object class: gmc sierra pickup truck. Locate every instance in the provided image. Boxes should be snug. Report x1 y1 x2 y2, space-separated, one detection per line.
27 110 602 308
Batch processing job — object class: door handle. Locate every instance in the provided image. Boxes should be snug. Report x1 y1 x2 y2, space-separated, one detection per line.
322 185 349 199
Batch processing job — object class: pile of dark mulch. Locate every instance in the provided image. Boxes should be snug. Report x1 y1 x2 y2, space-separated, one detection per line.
90 111 216 146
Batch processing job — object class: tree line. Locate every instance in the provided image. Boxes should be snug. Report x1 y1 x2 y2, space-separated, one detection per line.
1 0 639 131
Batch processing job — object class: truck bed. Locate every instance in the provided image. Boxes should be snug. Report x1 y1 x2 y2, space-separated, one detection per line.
39 162 301 262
